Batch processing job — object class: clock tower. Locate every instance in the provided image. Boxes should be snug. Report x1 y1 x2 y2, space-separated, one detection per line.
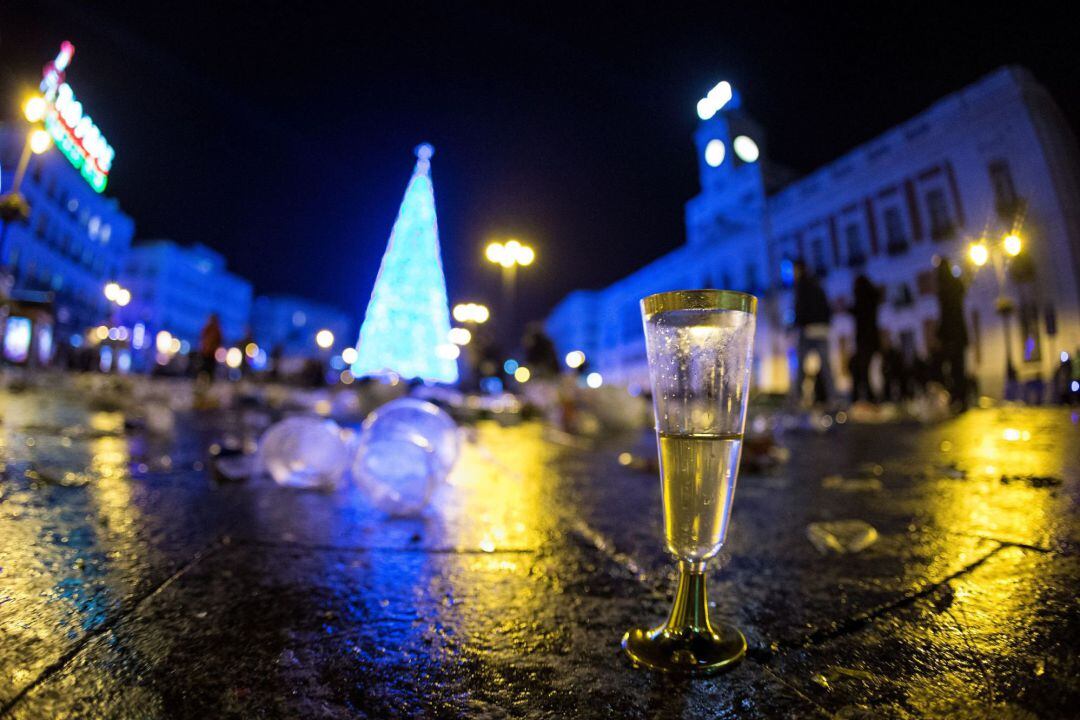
686 81 768 246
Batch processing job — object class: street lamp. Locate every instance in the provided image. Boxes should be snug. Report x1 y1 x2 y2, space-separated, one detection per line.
453 302 490 324
0 97 54 273
23 96 47 123
448 327 472 346
104 281 131 307
485 239 534 338
967 231 1024 387
315 329 335 349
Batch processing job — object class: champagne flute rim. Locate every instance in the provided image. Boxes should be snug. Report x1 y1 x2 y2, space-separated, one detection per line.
640 289 757 316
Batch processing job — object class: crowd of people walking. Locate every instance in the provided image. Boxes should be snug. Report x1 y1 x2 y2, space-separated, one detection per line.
791 256 977 413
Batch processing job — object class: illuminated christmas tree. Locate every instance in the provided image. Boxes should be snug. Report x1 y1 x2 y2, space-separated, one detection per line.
352 143 458 383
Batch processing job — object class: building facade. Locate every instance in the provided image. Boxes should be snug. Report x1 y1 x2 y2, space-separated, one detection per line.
1 125 135 341
546 67 1080 398
251 295 353 357
117 240 252 345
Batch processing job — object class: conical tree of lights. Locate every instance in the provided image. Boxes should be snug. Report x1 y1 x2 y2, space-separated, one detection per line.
352 143 459 383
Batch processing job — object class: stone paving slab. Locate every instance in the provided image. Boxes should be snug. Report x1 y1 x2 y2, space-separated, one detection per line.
3 385 1080 718
766 545 1080 719
7 541 821 719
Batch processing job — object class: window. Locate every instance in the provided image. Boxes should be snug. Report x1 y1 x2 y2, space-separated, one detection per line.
810 237 828 276
924 189 954 240
844 223 865 267
916 270 936 296
988 159 1019 218
883 207 908 255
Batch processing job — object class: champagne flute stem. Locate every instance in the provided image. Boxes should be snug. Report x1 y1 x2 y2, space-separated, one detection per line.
666 560 712 634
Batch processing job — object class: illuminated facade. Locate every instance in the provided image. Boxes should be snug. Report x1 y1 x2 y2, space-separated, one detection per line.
251 295 353 357
0 126 134 337
547 68 1080 397
117 240 252 345
352 144 458 383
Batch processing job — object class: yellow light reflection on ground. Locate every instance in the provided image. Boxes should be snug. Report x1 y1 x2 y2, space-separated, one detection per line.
927 408 1065 550
434 422 564 649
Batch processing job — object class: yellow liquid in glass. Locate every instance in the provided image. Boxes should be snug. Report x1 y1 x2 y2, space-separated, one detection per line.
657 432 742 561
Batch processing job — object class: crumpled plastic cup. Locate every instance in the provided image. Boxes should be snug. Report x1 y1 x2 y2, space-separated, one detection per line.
352 398 460 516
353 431 438 516
257 416 351 490
358 398 459 474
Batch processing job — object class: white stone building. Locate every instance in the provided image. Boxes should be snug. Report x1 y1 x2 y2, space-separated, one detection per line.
546 67 1080 398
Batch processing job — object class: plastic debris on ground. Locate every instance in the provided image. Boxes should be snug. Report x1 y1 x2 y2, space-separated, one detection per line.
352 398 460 517
806 520 880 555
257 416 351 491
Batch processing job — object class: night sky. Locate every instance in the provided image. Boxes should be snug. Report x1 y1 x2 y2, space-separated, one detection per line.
2 2 1077 335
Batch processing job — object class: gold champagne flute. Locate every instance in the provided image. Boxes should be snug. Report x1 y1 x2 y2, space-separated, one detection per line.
622 289 757 674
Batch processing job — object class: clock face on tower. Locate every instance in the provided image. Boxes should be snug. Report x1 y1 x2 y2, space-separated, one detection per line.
733 135 760 163
704 139 726 167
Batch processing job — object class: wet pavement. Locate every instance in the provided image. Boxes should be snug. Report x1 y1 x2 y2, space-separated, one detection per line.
2 379 1079 719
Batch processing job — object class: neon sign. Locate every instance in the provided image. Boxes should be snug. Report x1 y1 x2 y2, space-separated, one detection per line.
39 42 115 193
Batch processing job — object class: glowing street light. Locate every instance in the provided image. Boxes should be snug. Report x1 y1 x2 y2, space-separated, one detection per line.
514 365 531 383
1 95 57 262
967 231 1027 389
341 347 358 365
448 327 472 345
485 238 535 338
586 371 603 389
968 242 989 267
486 239 534 268
104 281 131 308
23 96 47 123
453 302 490 324
225 347 243 369
28 129 52 155
155 330 174 354
565 350 586 369
315 329 335 349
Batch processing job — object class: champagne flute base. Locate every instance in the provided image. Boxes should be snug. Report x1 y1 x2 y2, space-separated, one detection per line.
621 622 746 675
622 561 745 674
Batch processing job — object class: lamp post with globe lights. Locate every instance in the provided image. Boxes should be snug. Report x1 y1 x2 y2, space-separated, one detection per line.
967 232 1024 387
315 328 335 351
451 302 492 389
484 240 534 339
101 282 131 372
0 97 54 284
